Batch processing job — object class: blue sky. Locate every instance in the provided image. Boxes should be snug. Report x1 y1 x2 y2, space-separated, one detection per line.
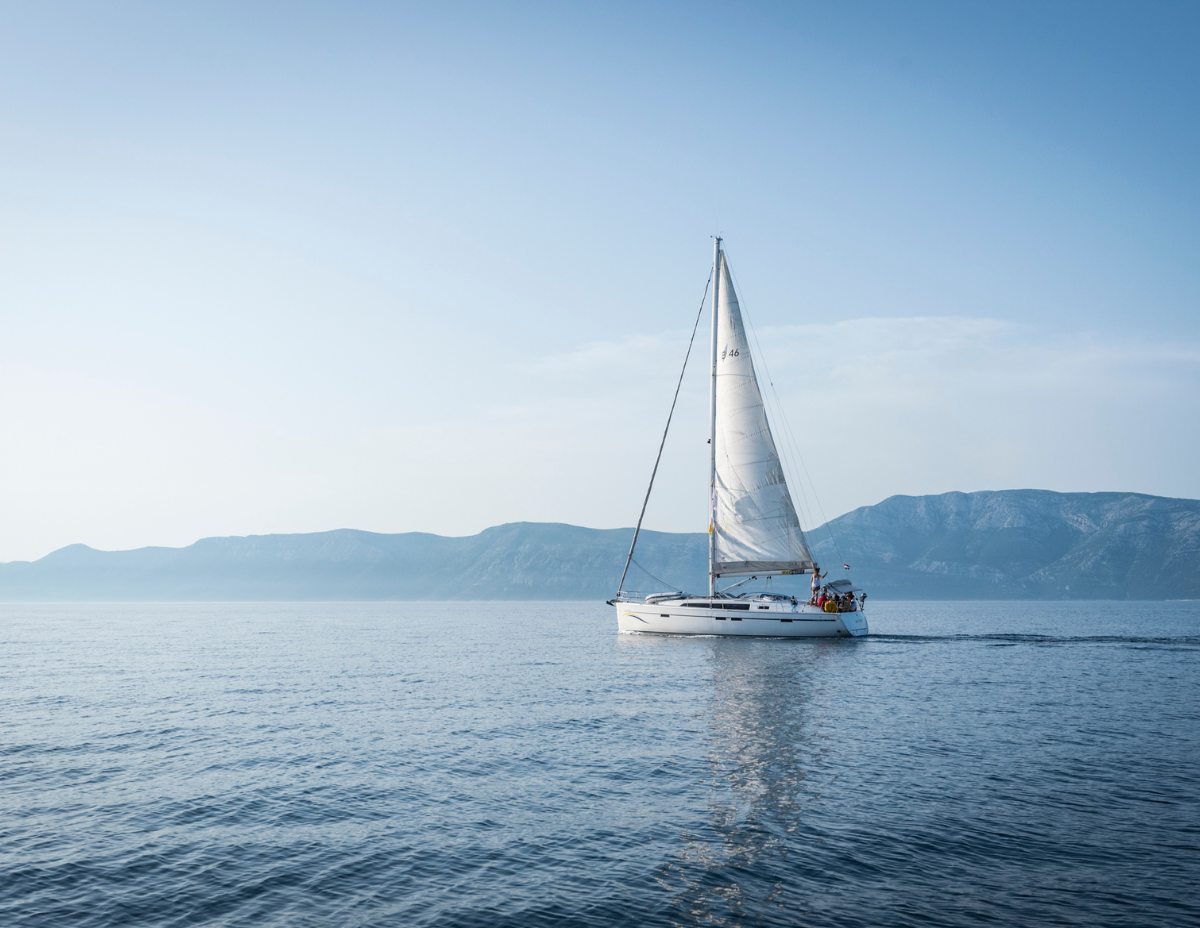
1 1 1198 559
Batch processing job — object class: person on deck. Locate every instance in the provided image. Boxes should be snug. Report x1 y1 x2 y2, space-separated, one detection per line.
810 564 826 605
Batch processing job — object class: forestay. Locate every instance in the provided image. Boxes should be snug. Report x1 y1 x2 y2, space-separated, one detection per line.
711 254 814 576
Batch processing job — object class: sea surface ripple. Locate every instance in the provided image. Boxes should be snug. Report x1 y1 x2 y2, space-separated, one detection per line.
1 601 1197 927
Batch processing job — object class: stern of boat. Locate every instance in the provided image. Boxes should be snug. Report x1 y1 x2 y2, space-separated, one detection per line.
840 607 868 636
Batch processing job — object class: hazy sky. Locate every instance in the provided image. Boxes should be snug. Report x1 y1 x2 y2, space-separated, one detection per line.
2 1 1198 560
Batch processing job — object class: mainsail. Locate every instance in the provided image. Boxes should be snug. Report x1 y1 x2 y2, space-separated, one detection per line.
711 253 813 576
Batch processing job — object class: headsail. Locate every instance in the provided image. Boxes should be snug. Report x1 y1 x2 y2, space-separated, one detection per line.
711 253 813 576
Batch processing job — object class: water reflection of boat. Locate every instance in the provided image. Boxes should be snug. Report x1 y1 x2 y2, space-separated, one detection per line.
657 638 842 924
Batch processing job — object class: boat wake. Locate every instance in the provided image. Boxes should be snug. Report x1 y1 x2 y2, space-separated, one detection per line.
870 633 1200 648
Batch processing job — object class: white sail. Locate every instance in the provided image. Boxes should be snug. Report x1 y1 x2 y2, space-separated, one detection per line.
711 253 813 576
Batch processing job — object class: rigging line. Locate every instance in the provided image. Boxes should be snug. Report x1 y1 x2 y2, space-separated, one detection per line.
718 574 757 594
779 398 844 565
768 359 845 565
743 300 844 564
724 254 846 566
629 557 678 591
763 362 841 563
617 271 713 595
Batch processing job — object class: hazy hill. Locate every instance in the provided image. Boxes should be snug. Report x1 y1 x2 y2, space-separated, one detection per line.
0 523 707 602
0 490 1196 601
810 490 1200 600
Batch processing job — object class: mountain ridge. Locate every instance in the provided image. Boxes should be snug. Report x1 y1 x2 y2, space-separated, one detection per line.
1 490 1197 601
807 489 1199 599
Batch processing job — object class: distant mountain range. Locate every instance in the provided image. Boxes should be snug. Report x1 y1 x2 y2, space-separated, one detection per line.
807 490 1199 600
0 490 1196 601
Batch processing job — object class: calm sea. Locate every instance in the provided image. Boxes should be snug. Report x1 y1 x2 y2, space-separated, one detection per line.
2 601 1197 927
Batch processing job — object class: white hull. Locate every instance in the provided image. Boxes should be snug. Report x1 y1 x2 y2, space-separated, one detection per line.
615 598 867 638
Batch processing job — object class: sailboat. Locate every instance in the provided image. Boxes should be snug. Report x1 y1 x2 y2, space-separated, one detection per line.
611 239 868 637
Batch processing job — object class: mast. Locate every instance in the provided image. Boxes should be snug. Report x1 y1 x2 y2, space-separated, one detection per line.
708 237 721 598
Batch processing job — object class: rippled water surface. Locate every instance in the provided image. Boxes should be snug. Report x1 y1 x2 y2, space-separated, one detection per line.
2 601 1198 927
